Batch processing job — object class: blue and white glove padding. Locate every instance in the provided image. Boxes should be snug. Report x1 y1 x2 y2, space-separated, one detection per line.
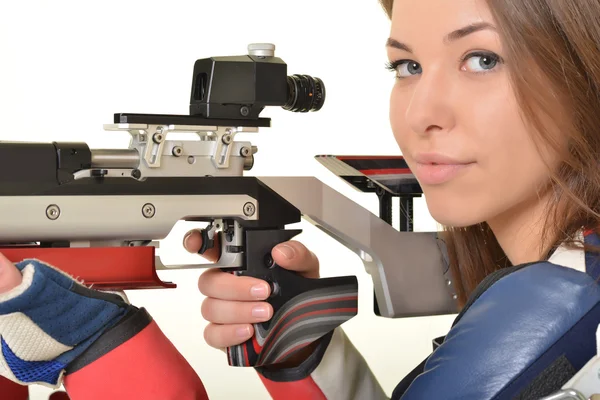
0 256 135 389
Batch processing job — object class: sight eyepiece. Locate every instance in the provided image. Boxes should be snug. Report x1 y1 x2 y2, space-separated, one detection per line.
284 74 325 113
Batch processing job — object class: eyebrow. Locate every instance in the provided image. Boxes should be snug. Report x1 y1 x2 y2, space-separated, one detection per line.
386 22 496 52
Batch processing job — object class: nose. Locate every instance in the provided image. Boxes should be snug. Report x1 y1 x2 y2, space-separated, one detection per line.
404 66 456 136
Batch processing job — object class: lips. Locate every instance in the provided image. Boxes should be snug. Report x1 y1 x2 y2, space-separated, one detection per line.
412 153 475 185
413 153 473 166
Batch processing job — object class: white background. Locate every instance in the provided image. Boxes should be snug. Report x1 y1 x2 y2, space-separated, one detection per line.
0 1 455 398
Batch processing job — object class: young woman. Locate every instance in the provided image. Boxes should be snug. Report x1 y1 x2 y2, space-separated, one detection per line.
2 0 600 398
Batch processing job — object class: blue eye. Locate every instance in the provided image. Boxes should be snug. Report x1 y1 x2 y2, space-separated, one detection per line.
462 52 501 72
397 61 422 77
385 60 422 78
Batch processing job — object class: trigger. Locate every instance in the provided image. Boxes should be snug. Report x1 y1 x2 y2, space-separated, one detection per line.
197 228 214 255
197 229 223 263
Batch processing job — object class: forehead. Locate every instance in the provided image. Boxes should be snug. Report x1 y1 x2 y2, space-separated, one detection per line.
390 0 495 38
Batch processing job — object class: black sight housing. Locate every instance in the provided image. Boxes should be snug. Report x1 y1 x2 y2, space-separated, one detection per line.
189 43 325 120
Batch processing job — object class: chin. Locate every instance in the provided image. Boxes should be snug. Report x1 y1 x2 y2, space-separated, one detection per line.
424 192 488 228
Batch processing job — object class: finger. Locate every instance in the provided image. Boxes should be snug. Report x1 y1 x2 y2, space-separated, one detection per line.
0 253 23 294
183 229 220 263
201 297 272 324
204 322 254 350
198 269 271 301
183 229 203 253
271 240 320 278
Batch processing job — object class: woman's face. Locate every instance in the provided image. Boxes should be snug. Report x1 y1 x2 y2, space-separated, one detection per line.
388 0 559 228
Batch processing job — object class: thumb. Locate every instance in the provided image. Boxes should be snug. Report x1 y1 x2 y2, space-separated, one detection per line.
272 241 320 279
0 253 23 294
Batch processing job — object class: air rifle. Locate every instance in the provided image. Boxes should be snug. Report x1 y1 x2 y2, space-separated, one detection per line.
0 43 458 368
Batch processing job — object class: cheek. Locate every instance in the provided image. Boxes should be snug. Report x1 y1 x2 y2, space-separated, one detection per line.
471 88 556 200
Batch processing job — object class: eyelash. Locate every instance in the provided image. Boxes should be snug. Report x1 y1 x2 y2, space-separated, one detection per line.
385 51 504 79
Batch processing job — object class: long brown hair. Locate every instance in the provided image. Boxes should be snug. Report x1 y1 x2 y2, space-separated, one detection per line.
379 0 600 306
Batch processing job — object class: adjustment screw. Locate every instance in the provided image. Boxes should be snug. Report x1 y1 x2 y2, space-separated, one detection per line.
142 203 156 218
46 204 60 220
240 147 250 157
153 133 164 143
243 202 256 217
172 146 183 156
222 134 232 144
247 43 275 57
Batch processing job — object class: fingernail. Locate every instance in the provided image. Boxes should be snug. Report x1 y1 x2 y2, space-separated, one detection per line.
275 244 295 260
236 326 251 338
252 305 269 319
250 283 269 299
182 231 192 249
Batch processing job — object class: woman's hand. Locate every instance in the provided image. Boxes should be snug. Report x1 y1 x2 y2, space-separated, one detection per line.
0 253 138 388
183 229 320 358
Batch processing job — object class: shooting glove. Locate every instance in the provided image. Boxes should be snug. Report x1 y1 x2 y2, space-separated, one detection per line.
0 258 138 388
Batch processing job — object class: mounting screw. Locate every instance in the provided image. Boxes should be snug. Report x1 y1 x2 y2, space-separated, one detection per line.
153 133 164 143
172 146 183 156
46 204 60 220
243 202 256 217
240 147 250 157
222 134 232 145
142 203 156 218
240 106 250 117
